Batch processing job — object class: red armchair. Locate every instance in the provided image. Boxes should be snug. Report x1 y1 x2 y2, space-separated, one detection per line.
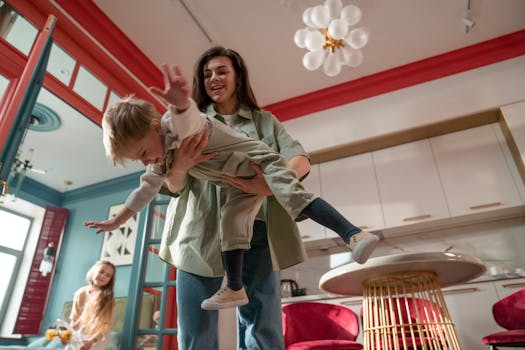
282 301 363 350
482 288 525 349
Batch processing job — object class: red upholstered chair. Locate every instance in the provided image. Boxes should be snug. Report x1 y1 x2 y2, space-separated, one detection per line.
282 301 363 350
482 288 525 349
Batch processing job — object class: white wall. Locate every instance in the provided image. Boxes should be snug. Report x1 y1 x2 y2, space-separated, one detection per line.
283 56 525 152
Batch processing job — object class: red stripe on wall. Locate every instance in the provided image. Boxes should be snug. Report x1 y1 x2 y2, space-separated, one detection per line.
265 29 525 121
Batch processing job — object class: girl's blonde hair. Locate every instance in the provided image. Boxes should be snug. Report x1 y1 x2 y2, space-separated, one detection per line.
102 95 161 166
77 260 116 339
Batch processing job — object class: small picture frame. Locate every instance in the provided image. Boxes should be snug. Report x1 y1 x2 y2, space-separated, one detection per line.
99 203 139 266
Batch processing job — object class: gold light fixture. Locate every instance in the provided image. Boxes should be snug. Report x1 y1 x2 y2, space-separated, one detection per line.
294 0 369 77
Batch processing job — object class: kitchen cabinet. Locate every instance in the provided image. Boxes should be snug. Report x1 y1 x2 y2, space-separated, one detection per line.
320 152 385 237
297 164 327 241
430 124 524 217
372 139 450 228
501 100 525 186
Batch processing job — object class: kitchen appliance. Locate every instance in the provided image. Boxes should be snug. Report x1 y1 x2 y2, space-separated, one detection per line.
280 279 307 298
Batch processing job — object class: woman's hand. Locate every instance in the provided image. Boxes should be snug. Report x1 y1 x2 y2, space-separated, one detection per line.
223 162 273 196
171 130 218 173
83 218 119 234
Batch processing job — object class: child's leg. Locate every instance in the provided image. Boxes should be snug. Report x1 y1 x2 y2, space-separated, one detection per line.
222 249 244 291
301 197 379 264
301 197 361 244
201 188 263 310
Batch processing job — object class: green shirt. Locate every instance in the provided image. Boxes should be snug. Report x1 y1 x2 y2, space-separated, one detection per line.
159 105 308 277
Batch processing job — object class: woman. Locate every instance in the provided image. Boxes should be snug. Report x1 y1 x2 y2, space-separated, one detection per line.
159 46 310 349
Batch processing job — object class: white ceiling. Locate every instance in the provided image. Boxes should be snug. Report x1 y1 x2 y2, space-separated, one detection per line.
11 0 525 194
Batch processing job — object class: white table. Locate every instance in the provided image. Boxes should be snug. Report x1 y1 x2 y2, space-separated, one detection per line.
319 252 486 350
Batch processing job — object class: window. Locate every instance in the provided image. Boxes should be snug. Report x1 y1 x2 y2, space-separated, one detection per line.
0 208 31 324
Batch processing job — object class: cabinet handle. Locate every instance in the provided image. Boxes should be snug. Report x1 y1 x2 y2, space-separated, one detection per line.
442 287 480 295
402 214 432 222
502 282 525 289
469 202 503 210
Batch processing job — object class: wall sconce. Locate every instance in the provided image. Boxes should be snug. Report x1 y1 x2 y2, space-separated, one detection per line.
39 242 55 277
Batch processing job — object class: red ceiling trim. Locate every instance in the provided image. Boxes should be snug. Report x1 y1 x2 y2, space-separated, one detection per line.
265 29 525 121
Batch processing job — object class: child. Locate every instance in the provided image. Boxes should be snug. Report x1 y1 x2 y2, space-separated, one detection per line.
84 64 379 310
44 261 115 349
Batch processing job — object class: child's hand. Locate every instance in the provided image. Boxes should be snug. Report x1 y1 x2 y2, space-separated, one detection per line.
149 64 190 112
83 218 120 234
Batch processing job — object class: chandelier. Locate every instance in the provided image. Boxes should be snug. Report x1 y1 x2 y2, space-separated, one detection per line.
293 0 369 77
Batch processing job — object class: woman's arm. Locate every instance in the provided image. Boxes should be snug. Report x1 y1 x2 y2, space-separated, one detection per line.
222 155 310 196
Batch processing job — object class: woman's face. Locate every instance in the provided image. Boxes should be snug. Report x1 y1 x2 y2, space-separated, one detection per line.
203 56 238 111
92 263 114 288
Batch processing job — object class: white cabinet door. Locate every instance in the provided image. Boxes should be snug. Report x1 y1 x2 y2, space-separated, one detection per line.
320 153 385 237
443 282 502 350
372 139 450 228
297 164 327 241
430 124 523 217
493 277 525 300
501 100 525 169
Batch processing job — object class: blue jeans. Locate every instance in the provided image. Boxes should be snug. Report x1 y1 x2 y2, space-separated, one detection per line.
176 221 284 350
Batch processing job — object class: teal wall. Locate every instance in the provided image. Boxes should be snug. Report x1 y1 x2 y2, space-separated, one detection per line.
16 172 147 339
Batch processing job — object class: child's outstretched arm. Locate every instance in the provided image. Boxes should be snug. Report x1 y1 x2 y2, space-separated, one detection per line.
149 64 190 112
83 205 136 234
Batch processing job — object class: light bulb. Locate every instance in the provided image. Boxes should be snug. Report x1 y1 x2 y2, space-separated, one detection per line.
303 50 325 71
302 7 316 28
310 4 330 28
323 53 341 77
328 18 348 40
324 0 343 20
294 28 309 48
345 27 369 49
340 4 362 26
343 47 364 67
304 30 325 51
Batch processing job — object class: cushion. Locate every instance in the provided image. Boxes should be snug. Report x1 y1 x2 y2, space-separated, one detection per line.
288 339 363 350
61 294 159 333
482 329 525 344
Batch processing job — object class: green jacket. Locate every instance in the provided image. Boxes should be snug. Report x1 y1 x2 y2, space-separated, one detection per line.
159 105 308 277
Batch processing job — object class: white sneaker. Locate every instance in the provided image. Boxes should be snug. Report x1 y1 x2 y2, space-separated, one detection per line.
201 286 249 310
348 231 379 264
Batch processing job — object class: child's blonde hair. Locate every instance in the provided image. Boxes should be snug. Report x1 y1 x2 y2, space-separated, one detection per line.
102 95 161 166
77 260 116 340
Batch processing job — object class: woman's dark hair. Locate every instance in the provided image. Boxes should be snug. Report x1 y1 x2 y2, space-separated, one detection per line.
192 46 259 112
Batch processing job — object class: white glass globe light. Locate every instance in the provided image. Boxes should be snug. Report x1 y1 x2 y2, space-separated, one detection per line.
303 50 325 71
294 28 309 48
342 47 364 67
302 7 316 28
328 18 348 40
340 4 362 26
345 27 369 49
323 53 341 76
324 0 343 20
304 30 325 51
310 5 330 28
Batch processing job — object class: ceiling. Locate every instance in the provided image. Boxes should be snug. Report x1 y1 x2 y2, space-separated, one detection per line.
9 0 525 194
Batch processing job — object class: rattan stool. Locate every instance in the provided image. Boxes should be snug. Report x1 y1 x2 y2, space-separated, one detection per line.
362 271 461 350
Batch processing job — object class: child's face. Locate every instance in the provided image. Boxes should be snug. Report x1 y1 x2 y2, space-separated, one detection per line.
92 264 114 288
203 56 237 107
123 120 165 166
